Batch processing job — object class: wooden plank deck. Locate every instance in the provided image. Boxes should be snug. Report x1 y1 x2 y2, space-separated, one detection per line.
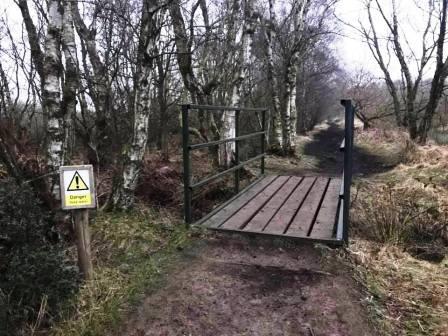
200 175 343 245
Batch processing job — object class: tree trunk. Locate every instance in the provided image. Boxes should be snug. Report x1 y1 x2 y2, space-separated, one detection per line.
111 0 163 210
44 0 64 197
61 0 78 161
364 1 402 127
281 0 308 154
155 53 170 161
221 0 255 167
0 61 13 117
418 0 448 143
289 63 299 136
282 61 296 153
17 0 45 81
265 0 282 150
72 2 111 165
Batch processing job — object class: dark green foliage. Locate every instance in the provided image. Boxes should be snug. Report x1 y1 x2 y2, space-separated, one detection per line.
0 179 78 335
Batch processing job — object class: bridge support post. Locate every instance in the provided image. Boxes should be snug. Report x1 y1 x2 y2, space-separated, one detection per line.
182 104 192 224
234 109 240 194
341 99 354 244
261 109 266 175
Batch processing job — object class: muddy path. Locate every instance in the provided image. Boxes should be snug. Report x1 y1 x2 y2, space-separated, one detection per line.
118 124 379 336
119 236 373 336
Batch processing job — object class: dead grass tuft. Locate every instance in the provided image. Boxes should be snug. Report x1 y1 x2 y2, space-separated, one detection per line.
353 181 448 247
348 240 448 336
350 128 448 335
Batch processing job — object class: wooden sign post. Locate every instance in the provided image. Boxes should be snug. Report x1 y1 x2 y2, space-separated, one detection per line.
60 165 96 280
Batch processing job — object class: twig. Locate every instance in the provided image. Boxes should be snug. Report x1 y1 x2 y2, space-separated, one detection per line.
23 171 58 184
307 325 316 336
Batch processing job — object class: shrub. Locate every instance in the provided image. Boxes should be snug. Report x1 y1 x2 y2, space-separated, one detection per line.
354 183 447 246
0 179 78 335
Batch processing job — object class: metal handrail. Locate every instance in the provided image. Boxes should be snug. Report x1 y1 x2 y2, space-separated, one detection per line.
189 131 265 150
187 104 267 112
190 154 265 189
181 104 267 224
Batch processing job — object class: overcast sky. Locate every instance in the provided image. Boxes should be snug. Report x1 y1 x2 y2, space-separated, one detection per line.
335 0 439 80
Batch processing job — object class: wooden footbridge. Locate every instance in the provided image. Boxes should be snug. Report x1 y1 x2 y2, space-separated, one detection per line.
181 100 354 246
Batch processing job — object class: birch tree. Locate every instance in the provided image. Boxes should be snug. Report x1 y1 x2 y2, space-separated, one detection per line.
169 0 242 165
221 0 257 167
61 0 79 159
264 0 282 150
43 0 64 197
111 0 165 210
281 0 309 153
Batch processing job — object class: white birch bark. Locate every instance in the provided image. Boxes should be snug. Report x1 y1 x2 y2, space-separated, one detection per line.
265 0 282 149
44 0 64 197
282 0 308 153
221 1 242 167
0 61 13 116
61 0 78 160
221 0 256 167
111 0 164 210
289 72 297 135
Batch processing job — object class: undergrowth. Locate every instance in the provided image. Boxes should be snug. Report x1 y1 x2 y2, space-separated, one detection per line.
350 128 448 335
41 209 191 336
0 179 78 336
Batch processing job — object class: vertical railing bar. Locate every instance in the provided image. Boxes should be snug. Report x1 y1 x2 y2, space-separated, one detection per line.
234 109 240 194
261 109 266 176
341 99 353 244
182 104 192 225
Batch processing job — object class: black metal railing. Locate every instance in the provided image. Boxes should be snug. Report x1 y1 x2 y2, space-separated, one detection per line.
337 99 355 244
181 104 267 224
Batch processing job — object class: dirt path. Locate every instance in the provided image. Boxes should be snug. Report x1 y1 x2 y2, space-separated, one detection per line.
118 124 377 336
120 236 372 336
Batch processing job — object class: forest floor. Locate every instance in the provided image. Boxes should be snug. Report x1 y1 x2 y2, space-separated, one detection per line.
116 121 379 336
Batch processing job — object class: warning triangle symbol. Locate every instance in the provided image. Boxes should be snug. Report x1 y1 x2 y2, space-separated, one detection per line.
67 171 89 191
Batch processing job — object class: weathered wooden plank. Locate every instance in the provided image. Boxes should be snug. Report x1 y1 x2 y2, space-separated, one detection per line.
221 176 290 230
285 177 329 237
194 175 265 226
202 176 277 228
309 178 341 239
263 177 316 235
211 226 343 246
243 177 303 232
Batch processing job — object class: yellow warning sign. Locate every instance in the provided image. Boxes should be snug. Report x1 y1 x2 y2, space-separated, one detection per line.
60 165 96 210
65 193 92 207
67 171 89 191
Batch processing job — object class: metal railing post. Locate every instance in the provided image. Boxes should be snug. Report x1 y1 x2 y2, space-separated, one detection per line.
234 109 240 193
261 109 266 175
182 104 192 224
341 99 354 244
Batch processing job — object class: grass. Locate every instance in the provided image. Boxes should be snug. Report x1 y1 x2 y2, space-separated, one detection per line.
348 128 448 335
47 207 194 336
348 240 448 336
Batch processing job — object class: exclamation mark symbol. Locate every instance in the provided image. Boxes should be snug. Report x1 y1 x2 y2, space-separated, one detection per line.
75 175 79 189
